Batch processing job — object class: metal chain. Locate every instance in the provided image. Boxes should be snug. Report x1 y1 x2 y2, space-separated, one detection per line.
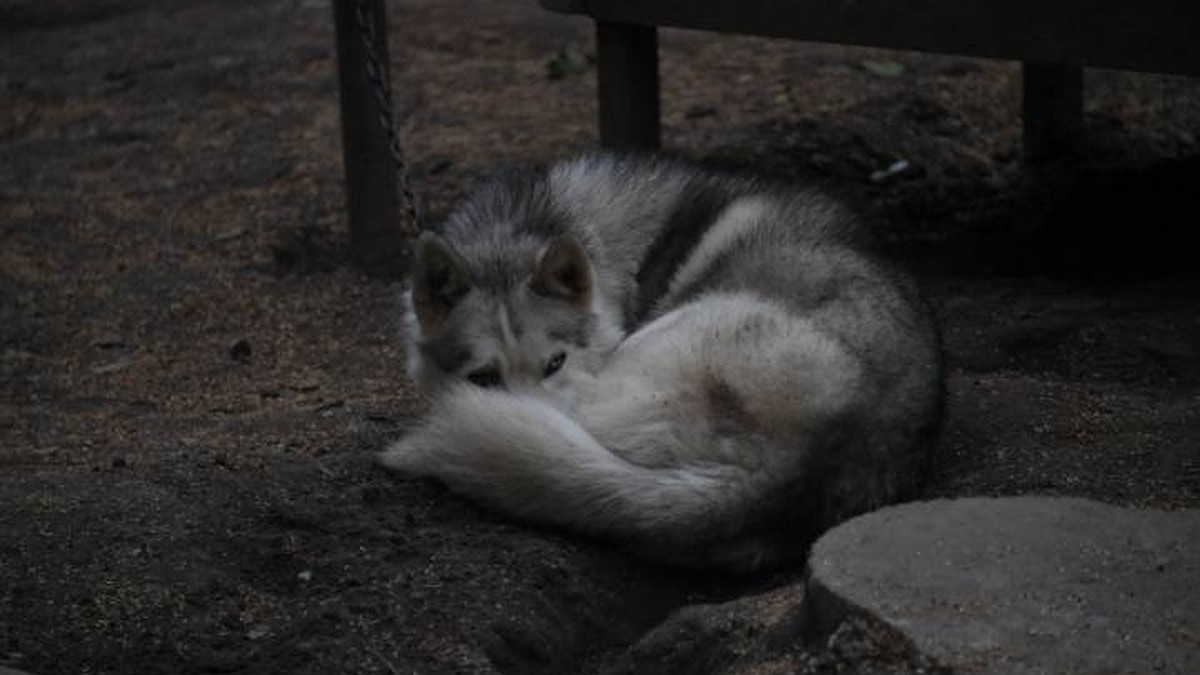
353 0 423 231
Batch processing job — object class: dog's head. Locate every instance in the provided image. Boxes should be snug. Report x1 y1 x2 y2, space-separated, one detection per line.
404 230 621 399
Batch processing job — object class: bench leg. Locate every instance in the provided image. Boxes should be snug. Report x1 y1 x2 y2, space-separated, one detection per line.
596 21 661 150
1022 62 1083 162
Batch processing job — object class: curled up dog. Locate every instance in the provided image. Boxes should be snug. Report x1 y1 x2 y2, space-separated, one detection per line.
379 153 943 572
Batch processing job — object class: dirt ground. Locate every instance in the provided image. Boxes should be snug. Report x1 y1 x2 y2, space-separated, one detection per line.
2 1 1198 674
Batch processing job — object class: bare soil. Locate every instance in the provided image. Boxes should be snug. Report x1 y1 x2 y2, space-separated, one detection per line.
2 1 1198 674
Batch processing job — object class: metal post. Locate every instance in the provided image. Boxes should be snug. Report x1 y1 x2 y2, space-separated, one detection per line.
333 0 409 277
1023 62 1083 163
596 21 661 150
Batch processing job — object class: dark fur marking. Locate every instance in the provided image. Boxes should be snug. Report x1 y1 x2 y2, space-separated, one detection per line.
666 246 738 309
633 179 736 326
421 338 473 374
706 376 751 432
547 322 590 348
481 167 573 238
439 166 577 293
505 308 524 339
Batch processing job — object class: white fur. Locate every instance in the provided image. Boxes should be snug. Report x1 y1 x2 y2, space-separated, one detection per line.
379 385 755 539
381 292 863 564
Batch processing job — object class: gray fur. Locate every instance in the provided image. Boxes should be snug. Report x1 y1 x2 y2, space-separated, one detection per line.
383 153 943 571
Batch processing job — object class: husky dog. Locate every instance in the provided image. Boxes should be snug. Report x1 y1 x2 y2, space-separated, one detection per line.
380 154 942 571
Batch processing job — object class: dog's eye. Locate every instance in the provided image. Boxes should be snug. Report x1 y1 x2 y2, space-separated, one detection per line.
467 367 503 389
543 352 566 378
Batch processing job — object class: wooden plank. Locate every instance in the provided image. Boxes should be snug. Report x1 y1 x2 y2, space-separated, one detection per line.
1023 62 1084 162
540 0 587 10
332 0 409 277
596 21 661 150
542 0 1200 76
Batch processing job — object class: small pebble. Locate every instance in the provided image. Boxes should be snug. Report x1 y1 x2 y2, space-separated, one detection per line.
229 339 251 363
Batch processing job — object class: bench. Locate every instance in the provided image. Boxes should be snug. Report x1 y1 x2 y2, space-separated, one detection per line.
540 0 1200 160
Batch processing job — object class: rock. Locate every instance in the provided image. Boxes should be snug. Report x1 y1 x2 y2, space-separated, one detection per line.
90 355 133 374
807 497 1200 675
229 338 251 363
546 47 591 80
91 335 126 349
605 583 806 675
870 159 912 183
605 580 934 675
213 227 246 242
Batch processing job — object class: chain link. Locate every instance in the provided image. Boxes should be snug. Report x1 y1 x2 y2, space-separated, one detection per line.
353 0 423 231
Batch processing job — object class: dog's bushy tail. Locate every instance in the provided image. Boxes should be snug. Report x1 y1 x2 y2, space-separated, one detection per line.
379 385 771 567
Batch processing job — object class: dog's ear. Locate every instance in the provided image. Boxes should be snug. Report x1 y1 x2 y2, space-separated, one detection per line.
531 235 592 305
411 232 472 332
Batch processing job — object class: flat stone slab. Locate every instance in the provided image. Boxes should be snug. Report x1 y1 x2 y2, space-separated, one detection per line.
807 497 1200 674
